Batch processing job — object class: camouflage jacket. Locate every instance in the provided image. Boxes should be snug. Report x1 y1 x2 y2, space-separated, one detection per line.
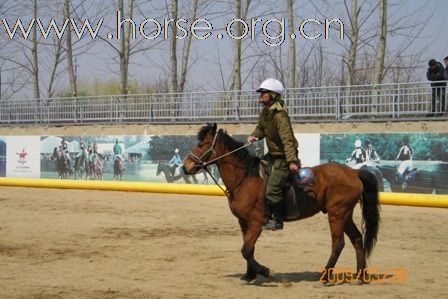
251 100 299 163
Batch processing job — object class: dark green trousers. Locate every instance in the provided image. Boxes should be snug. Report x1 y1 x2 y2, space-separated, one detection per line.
265 158 292 205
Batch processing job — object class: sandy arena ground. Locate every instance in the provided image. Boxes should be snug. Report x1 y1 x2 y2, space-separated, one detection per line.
1 186 447 299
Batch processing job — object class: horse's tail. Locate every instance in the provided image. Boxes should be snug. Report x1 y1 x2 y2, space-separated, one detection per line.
358 168 381 258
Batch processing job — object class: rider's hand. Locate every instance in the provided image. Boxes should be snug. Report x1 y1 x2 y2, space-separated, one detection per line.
289 162 300 174
247 136 258 143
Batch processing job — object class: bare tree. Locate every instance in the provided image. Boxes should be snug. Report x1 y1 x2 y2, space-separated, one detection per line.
373 0 387 85
344 0 359 86
64 0 77 97
229 0 242 91
178 0 199 93
31 0 40 99
118 0 133 95
45 37 63 98
287 0 296 89
168 0 178 94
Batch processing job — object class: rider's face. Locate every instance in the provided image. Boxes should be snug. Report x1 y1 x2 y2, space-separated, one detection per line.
258 92 270 106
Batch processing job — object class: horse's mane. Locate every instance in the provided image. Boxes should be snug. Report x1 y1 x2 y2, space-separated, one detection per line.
198 124 260 177
197 124 214 141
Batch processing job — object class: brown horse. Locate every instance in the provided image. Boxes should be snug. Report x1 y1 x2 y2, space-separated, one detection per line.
89 153 103 180
74 150 88 180
113 157 124 181
52 147 70 179
183 124 380 284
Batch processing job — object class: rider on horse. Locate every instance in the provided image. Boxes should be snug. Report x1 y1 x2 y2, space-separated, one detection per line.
364 139 380 164
169 148 182 176
87 142 103 163
396 136 414 186
113 139 124 162
346 139 367 169
76 139 86 159
93 142 104 160
247 78 301 231
60 138 71 169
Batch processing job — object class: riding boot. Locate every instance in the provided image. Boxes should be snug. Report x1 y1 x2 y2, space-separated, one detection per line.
262 202 284 231
263 200 272 225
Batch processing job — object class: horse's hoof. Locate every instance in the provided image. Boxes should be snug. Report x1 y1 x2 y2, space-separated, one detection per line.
268 269 276 278
239 279 252 285
240 274 256 285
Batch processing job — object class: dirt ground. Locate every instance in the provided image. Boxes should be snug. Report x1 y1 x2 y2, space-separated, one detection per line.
0 187 447 299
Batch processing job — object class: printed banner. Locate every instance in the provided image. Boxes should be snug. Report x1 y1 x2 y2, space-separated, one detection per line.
6 136 41 178
296 133 320 167
4 132 447 195
0 137 6 177
40 134 256 184
320 133 448 194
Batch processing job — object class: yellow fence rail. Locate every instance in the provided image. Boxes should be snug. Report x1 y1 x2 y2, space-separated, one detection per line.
1 178 448 208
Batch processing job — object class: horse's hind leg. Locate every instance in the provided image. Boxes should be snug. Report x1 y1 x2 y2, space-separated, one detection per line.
321 214 346 283
239 219 271 284
344 216 367 283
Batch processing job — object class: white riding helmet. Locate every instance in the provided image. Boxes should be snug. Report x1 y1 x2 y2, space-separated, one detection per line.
256 78 284 95
355 140 362 148
175 148 179 154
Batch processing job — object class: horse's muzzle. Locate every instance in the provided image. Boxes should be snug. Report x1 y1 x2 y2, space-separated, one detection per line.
182 165 190 175
182 163 197 175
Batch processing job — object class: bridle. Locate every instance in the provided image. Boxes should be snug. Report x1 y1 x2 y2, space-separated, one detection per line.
187 129 220 170
187 129 255 198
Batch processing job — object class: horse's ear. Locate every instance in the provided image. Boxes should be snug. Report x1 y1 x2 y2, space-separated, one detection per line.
211 123 217 135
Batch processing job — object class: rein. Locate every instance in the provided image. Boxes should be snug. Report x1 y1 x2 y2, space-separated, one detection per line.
188 130 255 198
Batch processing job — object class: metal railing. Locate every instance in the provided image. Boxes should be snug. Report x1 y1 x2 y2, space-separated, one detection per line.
0 81 447 125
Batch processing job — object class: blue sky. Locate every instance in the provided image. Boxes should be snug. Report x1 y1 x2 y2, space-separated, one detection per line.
74 0 448 88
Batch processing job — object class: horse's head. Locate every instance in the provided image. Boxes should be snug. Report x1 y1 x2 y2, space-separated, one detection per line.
183 123 221 175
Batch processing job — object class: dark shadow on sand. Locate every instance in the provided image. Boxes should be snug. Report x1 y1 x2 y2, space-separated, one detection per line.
225 271 322 286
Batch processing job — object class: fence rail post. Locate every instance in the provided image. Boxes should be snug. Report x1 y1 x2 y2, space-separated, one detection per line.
2 81 445 125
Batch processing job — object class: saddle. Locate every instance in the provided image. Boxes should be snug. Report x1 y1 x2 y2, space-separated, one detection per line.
260 159 318 221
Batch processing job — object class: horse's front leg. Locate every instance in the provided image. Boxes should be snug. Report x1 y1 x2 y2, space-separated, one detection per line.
238 219 272 284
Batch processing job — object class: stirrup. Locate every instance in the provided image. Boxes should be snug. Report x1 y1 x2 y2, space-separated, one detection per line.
262 219 283 231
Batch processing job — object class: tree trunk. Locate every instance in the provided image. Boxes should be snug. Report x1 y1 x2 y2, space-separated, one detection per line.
287 0 296 89
64 0 77 97
32 0 40 99
344 0 358 116
316 43 323 87
47 39 62 98
229 0 242 91
119 0 133 95
178 0 198 93
119 0 125 94
125 0 133 93
169 0 178 94
373 0 387 85
345 0 358 87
